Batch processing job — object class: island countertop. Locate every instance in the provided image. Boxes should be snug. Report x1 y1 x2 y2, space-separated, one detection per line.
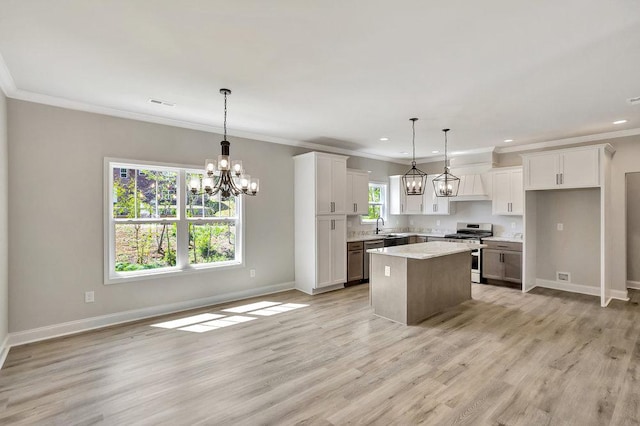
368 241 486 260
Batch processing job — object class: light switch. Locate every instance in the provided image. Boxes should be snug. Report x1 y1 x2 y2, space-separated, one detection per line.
436 220 441 226
384 266 391 277
557 223 563 231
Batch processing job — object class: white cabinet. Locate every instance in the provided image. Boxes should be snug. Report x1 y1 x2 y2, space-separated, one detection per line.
346 169 369 215
424 175 453 215
294 152 349 294
316 154 347 214
524 147 600 190
316 216 346 288
389 175 423 215
492 167 523 215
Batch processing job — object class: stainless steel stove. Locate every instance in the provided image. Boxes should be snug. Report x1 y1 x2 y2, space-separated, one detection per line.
443 223 493 283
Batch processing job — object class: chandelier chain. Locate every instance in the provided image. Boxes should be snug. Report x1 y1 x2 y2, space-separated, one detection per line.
223 91 228 140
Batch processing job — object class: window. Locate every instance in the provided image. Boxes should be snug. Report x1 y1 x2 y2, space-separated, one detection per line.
361 182 387 223
106 160 242 283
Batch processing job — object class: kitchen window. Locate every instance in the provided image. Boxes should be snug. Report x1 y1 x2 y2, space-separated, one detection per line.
361 182 387 223
105 160 242 284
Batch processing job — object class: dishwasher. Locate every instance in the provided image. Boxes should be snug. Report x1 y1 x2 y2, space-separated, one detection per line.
363 239 385 281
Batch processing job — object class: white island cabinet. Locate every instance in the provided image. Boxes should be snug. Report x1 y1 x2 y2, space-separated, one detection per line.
294 152 348 294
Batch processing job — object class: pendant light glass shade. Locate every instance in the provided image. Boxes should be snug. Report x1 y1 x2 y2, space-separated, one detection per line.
433 128 460 197
189 89 259 199
402 118 428 196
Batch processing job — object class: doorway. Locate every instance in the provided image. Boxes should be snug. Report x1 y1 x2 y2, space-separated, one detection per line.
627 172 640 289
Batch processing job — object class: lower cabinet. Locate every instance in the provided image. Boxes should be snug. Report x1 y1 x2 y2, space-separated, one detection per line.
482 241 522 284
346 241 364 283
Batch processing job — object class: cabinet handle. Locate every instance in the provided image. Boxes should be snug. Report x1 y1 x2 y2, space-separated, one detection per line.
354 203 357 212
331 219 335 230
401 204 404 213
555 174 559 185
420 203 423 211
331 201 335 212
560 173 564 185
508 202 512 212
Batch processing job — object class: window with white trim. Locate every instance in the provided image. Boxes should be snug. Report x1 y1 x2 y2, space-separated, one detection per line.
361 182 387 223
106 161 242 283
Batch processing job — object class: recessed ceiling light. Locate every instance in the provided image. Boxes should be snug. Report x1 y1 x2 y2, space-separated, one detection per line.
400 151 409 155
504 139 514 143
380 137 389 141
613 119 627 125
432 150 439 154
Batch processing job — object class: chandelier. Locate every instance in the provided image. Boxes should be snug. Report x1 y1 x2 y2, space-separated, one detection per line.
432 128 460 197
189 89 259 199
402 118 428 196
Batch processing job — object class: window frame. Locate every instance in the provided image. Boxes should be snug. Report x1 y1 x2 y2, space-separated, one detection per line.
360 181 388 224
104 158 244 285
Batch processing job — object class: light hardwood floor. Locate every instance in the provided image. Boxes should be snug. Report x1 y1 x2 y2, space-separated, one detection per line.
1 284 639 425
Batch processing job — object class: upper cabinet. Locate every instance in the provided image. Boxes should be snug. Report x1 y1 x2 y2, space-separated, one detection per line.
424 175 454 215
492 167 523 215
315 153 347 215
523 146 605 190
389 175 423 215
346 169 369 215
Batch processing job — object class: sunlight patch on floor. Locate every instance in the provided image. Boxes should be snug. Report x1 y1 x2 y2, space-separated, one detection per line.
150 302 310 333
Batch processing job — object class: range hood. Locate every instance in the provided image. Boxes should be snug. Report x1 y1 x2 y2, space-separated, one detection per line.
450 174 490 201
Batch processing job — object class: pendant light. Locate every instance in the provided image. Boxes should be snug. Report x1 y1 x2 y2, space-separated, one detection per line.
402 118 428 196
189 89 259 199
432 128 460 197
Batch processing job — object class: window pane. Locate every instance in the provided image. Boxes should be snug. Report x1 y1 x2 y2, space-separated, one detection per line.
365 205 382 220
369 186 382 203
115 223 177 271
113 167 177 218
189 223 236 265
186 172 237 218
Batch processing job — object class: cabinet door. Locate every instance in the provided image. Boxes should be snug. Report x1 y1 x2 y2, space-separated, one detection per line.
347 249 364 281
316 217 332 287
331 217 347 284
482 249 503 280
492 171 511 215
525 154 559 190
561 149 599 188
316 156 333 215
424 175 450 215
331 159 347 214
405 192 423 214
503 251 522 284
509 169 523 215
353 172 369 215
389 176 404 214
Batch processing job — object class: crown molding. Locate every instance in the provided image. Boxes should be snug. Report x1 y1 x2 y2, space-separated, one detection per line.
0 52 17 97
495 128 640 154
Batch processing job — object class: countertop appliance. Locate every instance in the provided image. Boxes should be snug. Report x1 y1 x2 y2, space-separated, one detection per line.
443 223 493 283
363 239 385 281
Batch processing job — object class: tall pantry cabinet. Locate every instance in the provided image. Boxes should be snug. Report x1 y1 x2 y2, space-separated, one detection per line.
294 152 348 294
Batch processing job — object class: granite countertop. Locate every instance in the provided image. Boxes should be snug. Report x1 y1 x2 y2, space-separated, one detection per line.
482 236 524 243
367 241 486 260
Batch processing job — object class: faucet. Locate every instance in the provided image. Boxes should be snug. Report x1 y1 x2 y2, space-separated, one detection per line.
376 217 385 235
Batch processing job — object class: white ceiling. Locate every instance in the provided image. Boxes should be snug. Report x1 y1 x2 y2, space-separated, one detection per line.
1 0 639 162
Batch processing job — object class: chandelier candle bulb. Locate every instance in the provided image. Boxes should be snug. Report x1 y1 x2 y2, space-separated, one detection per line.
189 177 201 193
205 159 216 175
250 178 259 194
232 160 243 175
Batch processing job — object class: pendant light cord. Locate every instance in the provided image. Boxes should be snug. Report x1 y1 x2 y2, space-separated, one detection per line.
223 91 228 140
410 118 418 166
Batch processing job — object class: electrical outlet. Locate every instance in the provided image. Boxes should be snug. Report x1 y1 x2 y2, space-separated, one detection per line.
557 272 571 282
511 222 516 229
384 266 391 277
436 220 441 226
557 223 564 231
85 291 95 303
250 269 256 278
409 220 414 226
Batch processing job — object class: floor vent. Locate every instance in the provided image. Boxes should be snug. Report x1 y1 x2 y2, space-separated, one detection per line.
557 271 571 282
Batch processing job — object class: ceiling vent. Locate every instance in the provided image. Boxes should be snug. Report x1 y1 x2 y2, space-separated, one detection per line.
628 96 640 106
148 99 175 107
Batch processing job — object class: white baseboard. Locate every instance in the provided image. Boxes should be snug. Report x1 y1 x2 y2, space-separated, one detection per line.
6 281 294 349
535 279 600 297
609 289 630 301
0 334 9 369
627 280 640 290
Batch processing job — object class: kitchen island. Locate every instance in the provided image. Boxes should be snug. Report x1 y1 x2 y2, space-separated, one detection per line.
368 242 484 325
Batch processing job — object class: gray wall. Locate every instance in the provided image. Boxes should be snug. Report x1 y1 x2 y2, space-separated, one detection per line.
627 172 640 283
7 100 309 332
0 91 7 344
534 188 601 287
